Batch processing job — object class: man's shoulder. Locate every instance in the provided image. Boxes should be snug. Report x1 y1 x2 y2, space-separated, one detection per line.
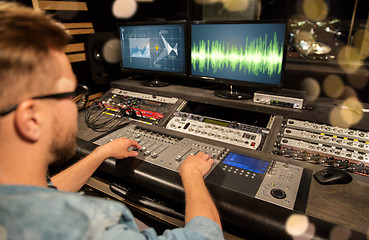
0 184 124 210
0 185 134 240
0 184 129 219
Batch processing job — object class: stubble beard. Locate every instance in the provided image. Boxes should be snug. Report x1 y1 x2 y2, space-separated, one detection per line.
50 120 77 166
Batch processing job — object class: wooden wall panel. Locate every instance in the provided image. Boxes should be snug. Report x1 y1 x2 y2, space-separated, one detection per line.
32 0 94 63
64 43 85 53
38 1 88 11
67 28 95 35
63 22 93 29
67 53 86 63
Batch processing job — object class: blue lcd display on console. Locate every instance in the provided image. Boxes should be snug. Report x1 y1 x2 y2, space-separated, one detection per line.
119 23 186 74
223 152 270 174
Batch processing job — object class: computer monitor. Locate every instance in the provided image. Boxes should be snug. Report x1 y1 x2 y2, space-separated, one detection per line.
190 21 287 99
119 21 187 87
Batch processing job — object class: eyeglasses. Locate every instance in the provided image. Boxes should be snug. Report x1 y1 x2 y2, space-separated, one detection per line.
0 84 89 117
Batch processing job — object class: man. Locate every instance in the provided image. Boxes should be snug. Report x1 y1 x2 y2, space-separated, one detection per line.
0 2 224 239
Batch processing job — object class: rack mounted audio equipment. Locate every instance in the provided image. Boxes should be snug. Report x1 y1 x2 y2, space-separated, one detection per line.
253 89 305 109
165 112 268 150
88 88 185 126
273 118 369 176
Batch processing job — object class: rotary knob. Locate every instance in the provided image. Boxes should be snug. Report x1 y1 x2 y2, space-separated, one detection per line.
270 188 286 199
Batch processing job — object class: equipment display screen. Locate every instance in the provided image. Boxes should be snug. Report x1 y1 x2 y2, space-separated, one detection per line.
223 152 269 174
191 22 286 86
204 118 229 127
119 23 186 74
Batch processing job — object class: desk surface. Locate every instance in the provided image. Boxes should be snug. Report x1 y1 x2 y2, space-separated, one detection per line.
77 79 369 238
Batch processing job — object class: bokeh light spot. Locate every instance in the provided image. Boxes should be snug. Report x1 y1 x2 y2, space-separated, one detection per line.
330 97 363 128
112 0 137 19
300 77 321 101
103 39 121 64
323 74 344 98
337 46 362 74
330 107 350 129
286 214 309 237
302 0 328 21
353 29 369 60
222 0 250 12
341 86 358 100
339 97 363 126
347 66 369 89
330 226 351 240
294 31 316 56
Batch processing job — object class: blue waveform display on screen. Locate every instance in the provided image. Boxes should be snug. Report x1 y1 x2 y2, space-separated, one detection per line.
130 45 150 58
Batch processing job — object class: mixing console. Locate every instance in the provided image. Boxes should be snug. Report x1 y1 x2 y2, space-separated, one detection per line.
93 123 309 211
273 118 369 176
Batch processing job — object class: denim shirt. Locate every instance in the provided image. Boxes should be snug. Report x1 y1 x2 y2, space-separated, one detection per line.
0 185 224 240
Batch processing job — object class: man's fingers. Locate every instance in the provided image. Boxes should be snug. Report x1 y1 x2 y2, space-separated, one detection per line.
196 152 210 159
196 152 205 157
125 139 140 149
127 151 139 157
131 142 141 149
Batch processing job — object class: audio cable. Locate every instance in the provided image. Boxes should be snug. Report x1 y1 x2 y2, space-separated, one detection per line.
85 100 132 132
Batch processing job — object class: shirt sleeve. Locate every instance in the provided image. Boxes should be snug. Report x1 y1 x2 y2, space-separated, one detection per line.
102 216 224 240
182 216 224 240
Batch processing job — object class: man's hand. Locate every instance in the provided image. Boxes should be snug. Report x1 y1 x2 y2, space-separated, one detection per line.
51 137 140 192
98 137 141 159
179 152 222 229
179 152 215 178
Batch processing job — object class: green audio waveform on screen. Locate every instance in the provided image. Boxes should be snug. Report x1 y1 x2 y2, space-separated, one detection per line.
191 33 283 77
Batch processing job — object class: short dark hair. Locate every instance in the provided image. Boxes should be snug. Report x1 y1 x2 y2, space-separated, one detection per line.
0 2 71 110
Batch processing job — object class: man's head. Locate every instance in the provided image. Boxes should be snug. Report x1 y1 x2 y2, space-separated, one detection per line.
0 2 77 165
0 2 71 108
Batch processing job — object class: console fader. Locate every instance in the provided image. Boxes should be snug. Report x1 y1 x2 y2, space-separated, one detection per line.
273 118 369 176
94 123 309 211
94 124 228 173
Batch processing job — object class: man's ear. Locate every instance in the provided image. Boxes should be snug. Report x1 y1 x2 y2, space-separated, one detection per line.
14 100 41 142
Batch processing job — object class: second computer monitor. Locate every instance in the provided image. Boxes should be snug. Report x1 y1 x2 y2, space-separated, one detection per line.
190 21 287 99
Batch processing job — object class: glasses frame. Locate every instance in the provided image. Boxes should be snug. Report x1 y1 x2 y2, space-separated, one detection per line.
0 85 89 116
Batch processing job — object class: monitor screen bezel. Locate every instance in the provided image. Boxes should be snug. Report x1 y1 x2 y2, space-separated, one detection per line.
118 20 188 79
188 20 288 90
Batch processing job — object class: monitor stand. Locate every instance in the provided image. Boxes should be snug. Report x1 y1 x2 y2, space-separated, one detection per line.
214 85 253 100
140 75 170 87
